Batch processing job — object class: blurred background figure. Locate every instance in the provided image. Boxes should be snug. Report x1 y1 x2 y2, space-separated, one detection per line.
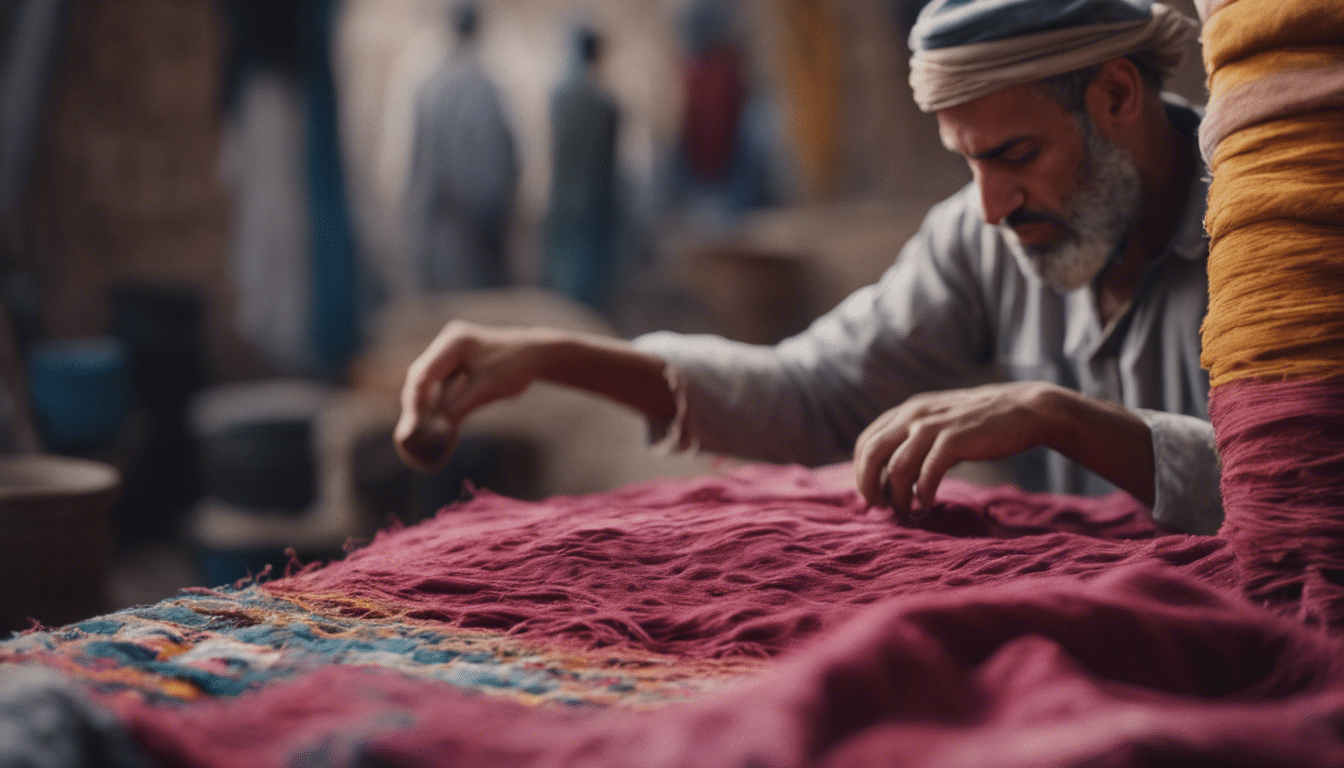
662 0 778 225
540 25 620 315
218 0 360 381
405 1 518 292
217 0 308 375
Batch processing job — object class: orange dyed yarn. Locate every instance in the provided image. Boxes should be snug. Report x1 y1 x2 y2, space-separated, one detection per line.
1201 0 1344 74
1207 48 1344 100
1203 221 1344 387
1199 1 1344 389
1201 112 1344 387
1206 112 1344 237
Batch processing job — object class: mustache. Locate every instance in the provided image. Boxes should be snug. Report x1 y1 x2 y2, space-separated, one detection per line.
1004 207 1072 231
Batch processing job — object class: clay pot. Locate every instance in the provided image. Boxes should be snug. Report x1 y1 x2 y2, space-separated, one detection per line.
0 455 121 634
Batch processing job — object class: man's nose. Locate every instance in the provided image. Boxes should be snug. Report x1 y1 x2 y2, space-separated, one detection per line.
975 168 1025 226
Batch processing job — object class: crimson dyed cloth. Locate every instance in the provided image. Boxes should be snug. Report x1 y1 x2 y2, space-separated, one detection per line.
97 464 1344 766
115 567 1344 768
266 464 1216 658
1212 375 1344 628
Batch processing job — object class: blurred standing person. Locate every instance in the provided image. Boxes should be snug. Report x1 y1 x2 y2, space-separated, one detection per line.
665 1 777 221
219 0 361 378
406 1 519 291
541 26 620 314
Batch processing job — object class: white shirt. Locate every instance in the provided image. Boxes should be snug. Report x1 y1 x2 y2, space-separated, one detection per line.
636 105 1222 535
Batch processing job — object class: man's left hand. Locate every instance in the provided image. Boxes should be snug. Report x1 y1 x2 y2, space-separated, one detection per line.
855 382 1060 512
854 381 1156 514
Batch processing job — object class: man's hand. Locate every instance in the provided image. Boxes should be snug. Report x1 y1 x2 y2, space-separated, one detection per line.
395 321 559 472
854 382 1156 514
394 320 676 474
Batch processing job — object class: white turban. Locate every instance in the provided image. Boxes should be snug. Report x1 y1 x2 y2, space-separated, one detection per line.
909 1 1198 113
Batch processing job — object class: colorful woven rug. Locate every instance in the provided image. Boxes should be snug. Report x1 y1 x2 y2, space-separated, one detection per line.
0 585 760 711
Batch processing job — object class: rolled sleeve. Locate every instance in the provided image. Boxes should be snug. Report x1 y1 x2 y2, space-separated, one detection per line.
632 190 998 467
1138 409 1223 535
631 331 855 465
629 337 693 454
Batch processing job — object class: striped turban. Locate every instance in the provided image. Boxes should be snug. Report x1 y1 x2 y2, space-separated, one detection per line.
908 0 1199 113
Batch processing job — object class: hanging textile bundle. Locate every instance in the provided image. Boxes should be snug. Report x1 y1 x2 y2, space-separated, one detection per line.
1197 0 1344 627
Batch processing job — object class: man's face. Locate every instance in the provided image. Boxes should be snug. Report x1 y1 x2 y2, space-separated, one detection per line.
936 84 1143 292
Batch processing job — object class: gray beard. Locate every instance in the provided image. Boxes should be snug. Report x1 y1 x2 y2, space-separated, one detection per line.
1003 116 1144 293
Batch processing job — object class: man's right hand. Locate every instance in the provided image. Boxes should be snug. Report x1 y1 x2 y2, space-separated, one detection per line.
394 321 561 472
393 320 677 473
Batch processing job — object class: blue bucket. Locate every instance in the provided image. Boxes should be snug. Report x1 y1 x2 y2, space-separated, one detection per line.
27 337 132 453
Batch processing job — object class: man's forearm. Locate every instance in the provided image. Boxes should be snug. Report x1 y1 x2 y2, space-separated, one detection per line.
396 322 677 473
533 332 677 424
1039 386 1156 507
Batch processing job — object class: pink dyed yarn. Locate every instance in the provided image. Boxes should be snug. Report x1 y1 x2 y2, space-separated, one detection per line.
1211 375 1344 627
267 464 1229 658
119 566 1344 768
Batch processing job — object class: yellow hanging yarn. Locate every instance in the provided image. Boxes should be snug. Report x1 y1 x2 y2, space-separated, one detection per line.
1202 0 1344 74
1207 48 1344 101
1203 220 1344 386
1198 0 1344 389
1206 111 1344 239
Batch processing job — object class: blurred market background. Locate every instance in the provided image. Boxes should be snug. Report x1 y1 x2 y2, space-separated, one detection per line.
0 0 1206 632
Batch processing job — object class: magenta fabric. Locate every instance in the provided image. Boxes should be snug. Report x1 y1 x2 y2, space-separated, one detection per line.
117 566 1344 768
1211 375 1344 628
265 464 1222 659
101 463 1344 766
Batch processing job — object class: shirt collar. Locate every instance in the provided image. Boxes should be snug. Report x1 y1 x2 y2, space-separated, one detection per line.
1163 96 1209 263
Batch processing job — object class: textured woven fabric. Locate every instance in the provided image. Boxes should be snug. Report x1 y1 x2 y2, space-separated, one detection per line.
99 567 1344 768
6 463 1344 766
266 464 1204 659
1199 0 1344 630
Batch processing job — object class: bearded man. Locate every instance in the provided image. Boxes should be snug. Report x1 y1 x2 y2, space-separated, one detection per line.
394 0 1223 536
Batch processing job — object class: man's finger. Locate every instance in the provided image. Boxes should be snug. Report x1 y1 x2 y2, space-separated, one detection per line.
404 354 455 417
395 372 467 472
855 406 899 449
394 411 459 473
884 420 939 514
855 419 909 506
443 370 497 425
403 324 477 409
915 431 962 508
401 371 441 423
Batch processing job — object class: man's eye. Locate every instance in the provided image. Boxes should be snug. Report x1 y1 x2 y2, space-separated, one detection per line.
1003 147 1039 164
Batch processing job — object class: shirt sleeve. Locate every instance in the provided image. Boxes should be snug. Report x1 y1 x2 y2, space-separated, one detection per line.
1136 409 1224 535
633 191 999 466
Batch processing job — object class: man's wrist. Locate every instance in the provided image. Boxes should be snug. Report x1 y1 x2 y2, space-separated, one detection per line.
1028 382 1156 506
532 331 676 423
529 329 593 380
1024 382 1080 452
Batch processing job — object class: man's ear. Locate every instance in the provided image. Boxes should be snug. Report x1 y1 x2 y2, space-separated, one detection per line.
1085 58 1145 132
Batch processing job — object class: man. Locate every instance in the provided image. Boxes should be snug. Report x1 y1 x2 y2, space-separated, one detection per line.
540 26 621 313
395 0 1222 536
406 1 518 290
